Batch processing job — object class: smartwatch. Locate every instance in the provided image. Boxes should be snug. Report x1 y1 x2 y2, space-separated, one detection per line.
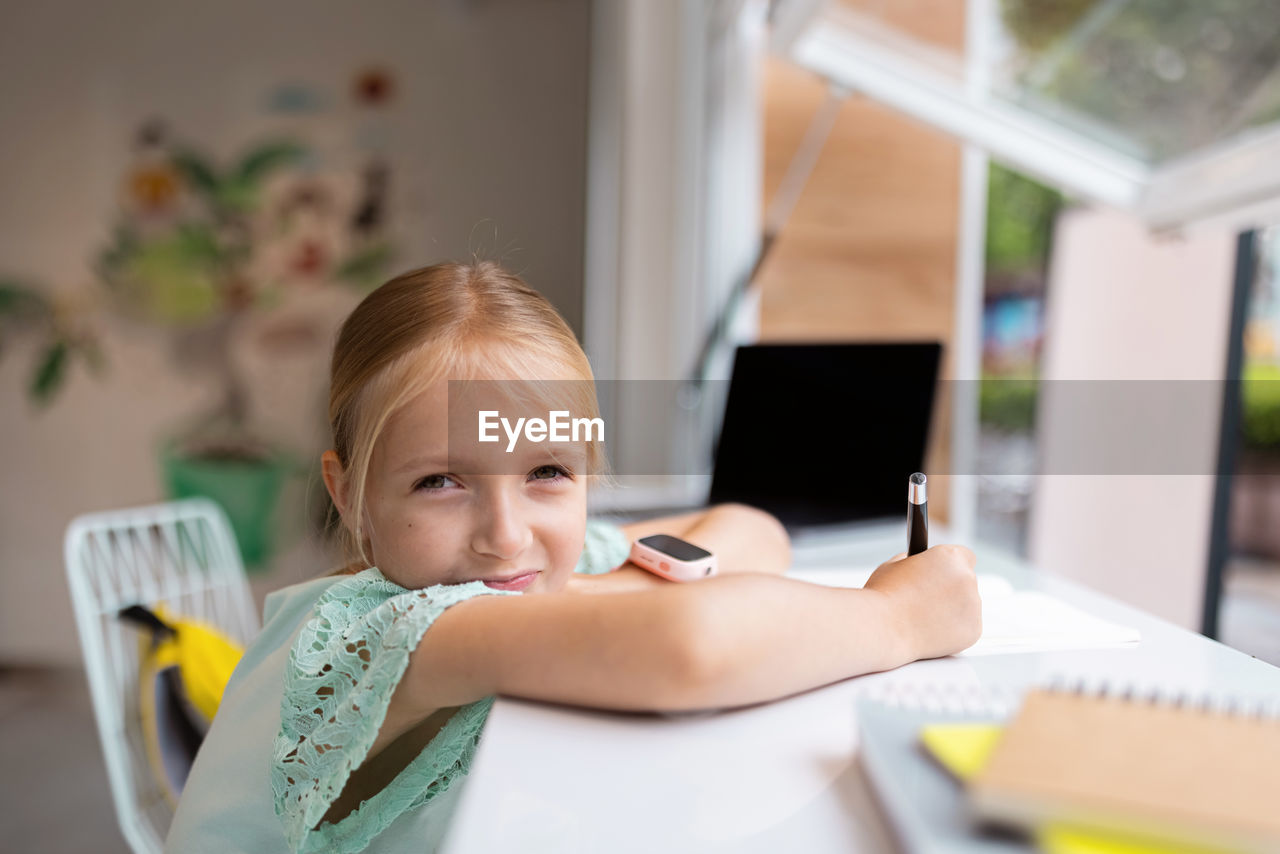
628 534 717 582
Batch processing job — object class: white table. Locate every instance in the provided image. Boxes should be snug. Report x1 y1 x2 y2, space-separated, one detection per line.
442 524 1280 853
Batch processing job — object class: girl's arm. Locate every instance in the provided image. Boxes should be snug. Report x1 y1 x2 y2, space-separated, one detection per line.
371 543 980 756
570 503 791 593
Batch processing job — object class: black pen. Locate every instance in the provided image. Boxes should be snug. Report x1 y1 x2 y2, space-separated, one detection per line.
907 472 928 556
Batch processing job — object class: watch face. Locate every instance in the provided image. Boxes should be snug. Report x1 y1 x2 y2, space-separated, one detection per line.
638 534 711 562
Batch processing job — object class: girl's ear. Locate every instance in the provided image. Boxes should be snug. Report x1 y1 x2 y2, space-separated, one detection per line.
321 450 351 523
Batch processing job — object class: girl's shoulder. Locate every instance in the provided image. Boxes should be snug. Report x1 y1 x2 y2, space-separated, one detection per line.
273 571 515 853
263 566 416 626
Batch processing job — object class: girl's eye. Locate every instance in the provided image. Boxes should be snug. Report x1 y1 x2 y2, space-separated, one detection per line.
530 464 571 482
414 474 458 491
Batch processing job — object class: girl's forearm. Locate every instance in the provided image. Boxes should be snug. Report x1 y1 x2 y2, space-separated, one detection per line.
389 548 976 751
466 574 909 713
657 574 907 709
677 503 790 576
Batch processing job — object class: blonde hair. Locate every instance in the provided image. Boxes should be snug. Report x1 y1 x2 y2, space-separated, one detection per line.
327 260 606 567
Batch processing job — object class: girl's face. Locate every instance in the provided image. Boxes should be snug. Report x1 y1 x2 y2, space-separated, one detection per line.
345 379 589 593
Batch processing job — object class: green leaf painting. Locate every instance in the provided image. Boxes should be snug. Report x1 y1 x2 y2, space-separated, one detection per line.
0 282 52 329
171 150 221 199
109 231 223 325
335 242 395 290
235 141 306 184
30 339 68 404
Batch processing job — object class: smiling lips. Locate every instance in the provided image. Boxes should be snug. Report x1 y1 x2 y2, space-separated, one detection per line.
480 571 539 592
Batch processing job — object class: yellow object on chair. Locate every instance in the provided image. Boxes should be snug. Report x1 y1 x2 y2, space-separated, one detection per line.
146 604 243 724
121 603 244 806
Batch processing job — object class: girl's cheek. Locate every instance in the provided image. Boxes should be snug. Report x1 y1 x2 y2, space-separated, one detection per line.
405 520 452 550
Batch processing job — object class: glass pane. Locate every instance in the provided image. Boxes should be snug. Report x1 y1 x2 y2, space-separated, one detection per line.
994 0 1280 163
836 0 966 55
1220 227 1280 665
976 164 1063 556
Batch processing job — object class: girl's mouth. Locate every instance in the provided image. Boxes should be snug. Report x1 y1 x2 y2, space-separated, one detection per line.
481 571 539 592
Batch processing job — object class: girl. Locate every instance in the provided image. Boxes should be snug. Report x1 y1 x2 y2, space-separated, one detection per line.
166 262 981 854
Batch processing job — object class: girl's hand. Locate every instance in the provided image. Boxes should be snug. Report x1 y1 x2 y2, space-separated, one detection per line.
863 545 982 661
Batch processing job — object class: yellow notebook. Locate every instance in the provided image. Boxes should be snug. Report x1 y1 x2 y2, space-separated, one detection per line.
962 687 1280 854
920 721 1237 854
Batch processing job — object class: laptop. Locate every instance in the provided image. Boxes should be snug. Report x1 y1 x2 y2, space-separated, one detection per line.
708 342 942 536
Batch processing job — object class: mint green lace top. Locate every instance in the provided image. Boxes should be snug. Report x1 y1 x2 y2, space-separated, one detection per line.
165 518 631 854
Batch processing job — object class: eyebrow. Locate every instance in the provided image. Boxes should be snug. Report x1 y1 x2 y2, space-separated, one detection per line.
393 455 449 475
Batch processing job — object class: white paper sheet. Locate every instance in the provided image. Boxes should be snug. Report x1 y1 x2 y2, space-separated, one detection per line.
785 567 1140 656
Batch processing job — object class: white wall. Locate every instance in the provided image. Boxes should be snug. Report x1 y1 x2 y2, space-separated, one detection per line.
1029 206 1237 630
0 0 590 665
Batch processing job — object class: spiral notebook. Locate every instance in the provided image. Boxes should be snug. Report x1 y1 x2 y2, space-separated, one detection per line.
857 682 1280 854
970 686 1280 853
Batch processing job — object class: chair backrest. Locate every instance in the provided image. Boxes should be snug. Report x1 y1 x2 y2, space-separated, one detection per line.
64 498 260 854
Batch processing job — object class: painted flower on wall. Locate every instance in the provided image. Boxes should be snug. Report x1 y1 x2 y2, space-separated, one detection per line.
5 65 406 565
96 119 395 435
89 118 398 565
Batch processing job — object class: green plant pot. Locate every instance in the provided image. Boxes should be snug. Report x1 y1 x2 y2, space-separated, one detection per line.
160 441 291 570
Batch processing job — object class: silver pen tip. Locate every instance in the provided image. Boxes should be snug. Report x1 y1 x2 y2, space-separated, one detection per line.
908 472 927 504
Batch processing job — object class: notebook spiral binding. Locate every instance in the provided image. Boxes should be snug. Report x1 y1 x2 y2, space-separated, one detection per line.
861 677 1280 721
1039 675 1280 720
860 682 1021 718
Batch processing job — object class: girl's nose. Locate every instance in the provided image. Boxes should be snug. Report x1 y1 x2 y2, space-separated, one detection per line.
470 487 533 561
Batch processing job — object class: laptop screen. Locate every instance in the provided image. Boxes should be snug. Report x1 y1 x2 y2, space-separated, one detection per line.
708 342 941 528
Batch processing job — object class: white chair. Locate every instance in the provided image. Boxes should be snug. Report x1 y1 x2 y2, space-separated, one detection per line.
64 498 260 854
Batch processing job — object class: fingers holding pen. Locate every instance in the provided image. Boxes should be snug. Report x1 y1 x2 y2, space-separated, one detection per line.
865 543 982 660
925 543 977 571
873 543 974 579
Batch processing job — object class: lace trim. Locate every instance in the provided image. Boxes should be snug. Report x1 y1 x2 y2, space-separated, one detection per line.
271 572 514 853
302 696 494 853
575 518 631 576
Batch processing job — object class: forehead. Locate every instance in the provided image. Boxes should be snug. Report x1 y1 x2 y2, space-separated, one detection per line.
382 379 585 430
381 380 450 441
375 380 591 474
